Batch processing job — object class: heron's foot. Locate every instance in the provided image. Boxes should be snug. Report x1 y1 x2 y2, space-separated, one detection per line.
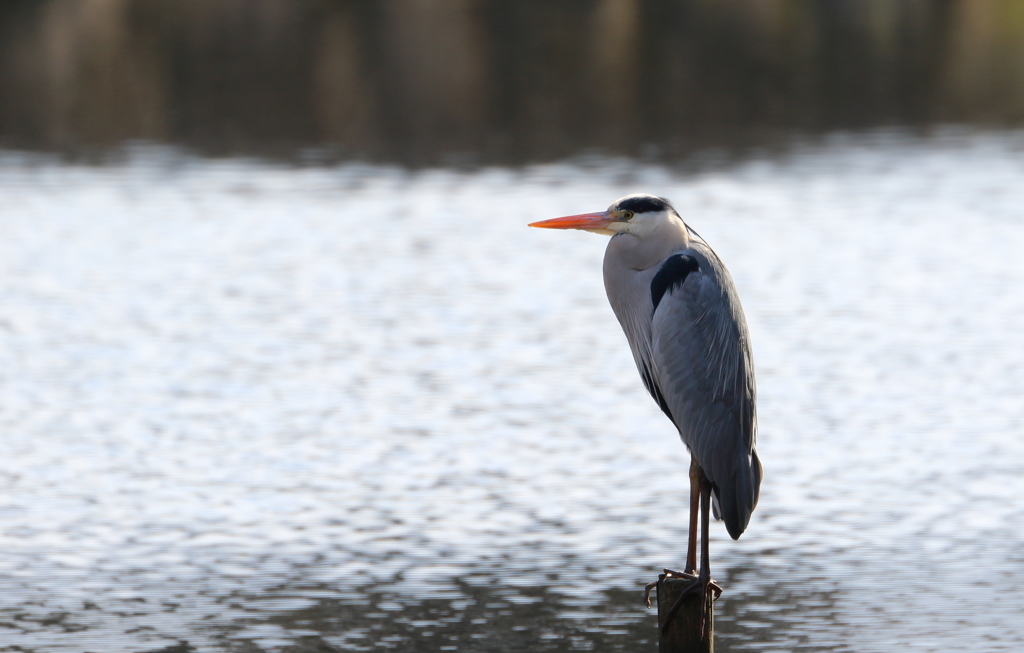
643 568 697 608
660 573 722 639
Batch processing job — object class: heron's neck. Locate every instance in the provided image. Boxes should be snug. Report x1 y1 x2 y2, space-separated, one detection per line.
605 219 690 271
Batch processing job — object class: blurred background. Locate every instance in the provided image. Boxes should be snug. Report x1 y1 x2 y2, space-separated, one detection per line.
3 0 1024 164
2 2 1024 653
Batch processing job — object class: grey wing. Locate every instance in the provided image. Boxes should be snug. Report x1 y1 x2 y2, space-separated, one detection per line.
650 248 761 540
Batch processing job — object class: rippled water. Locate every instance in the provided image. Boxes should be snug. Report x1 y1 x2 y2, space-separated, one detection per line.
2 132 1024 652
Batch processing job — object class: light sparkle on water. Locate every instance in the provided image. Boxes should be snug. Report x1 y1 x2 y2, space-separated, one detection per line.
1 132 1024 652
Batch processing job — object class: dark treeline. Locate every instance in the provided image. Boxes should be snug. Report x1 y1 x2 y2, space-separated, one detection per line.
1 0 1023 165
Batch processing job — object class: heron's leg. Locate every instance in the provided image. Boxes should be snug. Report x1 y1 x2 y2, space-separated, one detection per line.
659 469 722 637
699 477 711 581
685 456 700 574
643 456 703 608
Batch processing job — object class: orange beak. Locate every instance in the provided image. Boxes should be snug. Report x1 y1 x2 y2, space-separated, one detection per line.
528 211 614 231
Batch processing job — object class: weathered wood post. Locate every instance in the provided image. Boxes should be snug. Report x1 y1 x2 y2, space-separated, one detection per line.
654 572 714 652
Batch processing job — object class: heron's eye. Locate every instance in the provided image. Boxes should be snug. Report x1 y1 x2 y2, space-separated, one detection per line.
622 211 634 220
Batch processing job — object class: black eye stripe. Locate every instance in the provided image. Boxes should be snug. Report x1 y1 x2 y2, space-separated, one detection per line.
617 196 671 214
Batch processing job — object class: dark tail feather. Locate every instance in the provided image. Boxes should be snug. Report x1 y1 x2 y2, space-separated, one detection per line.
719 449 762 540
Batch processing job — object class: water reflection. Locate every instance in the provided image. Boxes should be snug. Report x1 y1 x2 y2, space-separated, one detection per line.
2 1 1024 164
1 130 1024 651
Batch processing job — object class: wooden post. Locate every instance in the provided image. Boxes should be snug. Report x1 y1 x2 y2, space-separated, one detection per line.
656 574 713 653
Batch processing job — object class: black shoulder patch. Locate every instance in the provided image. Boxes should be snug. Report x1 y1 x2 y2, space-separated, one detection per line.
617 195 671 214
651 254 699 312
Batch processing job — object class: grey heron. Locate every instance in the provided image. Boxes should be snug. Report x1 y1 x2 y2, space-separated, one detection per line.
529 194 762 633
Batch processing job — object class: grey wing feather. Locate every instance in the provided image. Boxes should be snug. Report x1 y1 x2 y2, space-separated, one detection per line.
650 245 761 540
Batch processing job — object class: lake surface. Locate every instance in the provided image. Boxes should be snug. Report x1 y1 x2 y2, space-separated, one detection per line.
2 131 1024 652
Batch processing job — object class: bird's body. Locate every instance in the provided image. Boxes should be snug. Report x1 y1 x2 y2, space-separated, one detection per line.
601 197 761 540
530 193 762 632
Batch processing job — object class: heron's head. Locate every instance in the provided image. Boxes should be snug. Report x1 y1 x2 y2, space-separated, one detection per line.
528 193 681 237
